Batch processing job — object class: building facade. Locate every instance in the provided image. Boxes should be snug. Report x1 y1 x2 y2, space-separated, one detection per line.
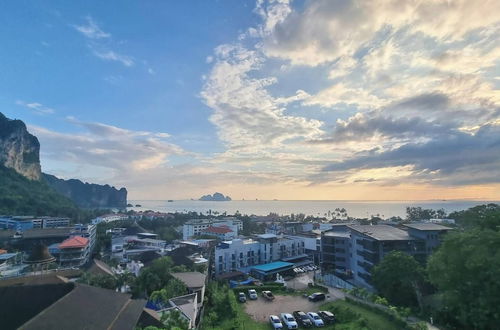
182 218 242 240
0 216 70 231
321 223 451 289
214 234 305 275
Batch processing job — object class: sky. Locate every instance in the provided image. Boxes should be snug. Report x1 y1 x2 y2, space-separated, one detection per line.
1 0 500 201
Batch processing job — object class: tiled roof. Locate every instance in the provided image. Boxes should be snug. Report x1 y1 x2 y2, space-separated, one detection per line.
59 236 88 249
204 226 233 234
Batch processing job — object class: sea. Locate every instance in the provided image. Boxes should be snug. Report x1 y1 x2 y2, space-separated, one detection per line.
127 200 498 219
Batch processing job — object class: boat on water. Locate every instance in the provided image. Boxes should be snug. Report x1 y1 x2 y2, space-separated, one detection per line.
167 200 174 202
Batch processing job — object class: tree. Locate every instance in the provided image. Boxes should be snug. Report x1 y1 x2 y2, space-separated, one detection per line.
372 251 425 309
405 206 444 221
449 203 500 230
78 272 117 290
135 257 175 296
161 308 189 330
150 277 187 303
427 229 500 329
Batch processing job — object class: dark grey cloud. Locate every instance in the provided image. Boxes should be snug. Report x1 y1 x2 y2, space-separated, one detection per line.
323 124 500 184
308 113 450 144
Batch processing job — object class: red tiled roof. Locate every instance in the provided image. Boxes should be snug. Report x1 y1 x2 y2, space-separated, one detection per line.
0 249 7 255
204 226 233 234
59 236 89 249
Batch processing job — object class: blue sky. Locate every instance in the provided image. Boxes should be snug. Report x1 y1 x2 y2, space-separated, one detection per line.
1 0 500 200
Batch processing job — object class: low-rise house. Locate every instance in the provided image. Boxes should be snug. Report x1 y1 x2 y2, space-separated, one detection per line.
0 282 153 330
171 272 206 305
57 236 90 268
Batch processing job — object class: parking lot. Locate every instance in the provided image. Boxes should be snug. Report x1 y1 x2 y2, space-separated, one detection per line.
244 293 336 323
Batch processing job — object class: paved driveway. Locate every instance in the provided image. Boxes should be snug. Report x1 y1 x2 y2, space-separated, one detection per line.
244 294 336 323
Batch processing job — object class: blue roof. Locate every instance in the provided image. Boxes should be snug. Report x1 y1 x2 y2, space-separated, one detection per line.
252 261 294 272
0 253 18 260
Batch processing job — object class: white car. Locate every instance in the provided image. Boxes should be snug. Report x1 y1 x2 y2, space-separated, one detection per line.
280 313 298 329
307 312 325 327
248 289 258 300
269 315 283 329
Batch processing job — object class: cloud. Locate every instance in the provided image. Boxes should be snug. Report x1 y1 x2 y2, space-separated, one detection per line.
201 44 323 150
16 100 55 115
29 118 185 180
73 16 134 67
323 124 500 185
90 48 134 67
262 0 500 66
73 16 110 39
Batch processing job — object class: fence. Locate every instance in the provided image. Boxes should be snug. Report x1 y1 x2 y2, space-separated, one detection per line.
315 272 355 290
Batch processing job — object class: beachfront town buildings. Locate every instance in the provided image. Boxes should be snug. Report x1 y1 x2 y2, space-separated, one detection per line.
182 218 242 240
0 216 70 231
321 223 451 289
214 233 307 279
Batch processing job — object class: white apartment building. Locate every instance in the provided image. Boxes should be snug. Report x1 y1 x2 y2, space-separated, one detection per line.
182 218 242 240
91 214 128 225
214 234 305 275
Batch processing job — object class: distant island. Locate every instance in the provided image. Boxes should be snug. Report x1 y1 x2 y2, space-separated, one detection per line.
199 192 232 201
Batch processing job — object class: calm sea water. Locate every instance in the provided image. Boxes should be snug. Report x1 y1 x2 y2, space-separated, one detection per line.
127 200 498 218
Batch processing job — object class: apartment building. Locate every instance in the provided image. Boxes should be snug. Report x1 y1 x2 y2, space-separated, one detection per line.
214 233 305 276
0 216 70 231
182 218 242 240
321 223 451 289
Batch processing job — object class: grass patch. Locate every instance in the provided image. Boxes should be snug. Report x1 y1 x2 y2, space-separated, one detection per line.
320 300 408 330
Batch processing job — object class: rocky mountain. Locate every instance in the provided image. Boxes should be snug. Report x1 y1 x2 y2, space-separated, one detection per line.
0 112 41 180
199 192 232 201
0 112 127 208
43 174 127 208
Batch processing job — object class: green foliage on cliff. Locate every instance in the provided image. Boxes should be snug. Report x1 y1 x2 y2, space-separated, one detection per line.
0 164 97 220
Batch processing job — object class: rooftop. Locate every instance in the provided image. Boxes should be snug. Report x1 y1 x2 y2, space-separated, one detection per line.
348 225 413 241
252 261 294 272
323 231 351 238
59 236 89 249
257 233 277 239
171 272 206 289
403 223 452 231
18 284 146 330
204 226 233 234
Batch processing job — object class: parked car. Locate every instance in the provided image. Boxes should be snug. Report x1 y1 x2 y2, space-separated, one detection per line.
292 311 313 327
318 310 336 324
307 312 325 327
308 292 326 302
238 292 246 303
280 313 298 329
269 315 283 329
248 289 258 300
262 290 275 300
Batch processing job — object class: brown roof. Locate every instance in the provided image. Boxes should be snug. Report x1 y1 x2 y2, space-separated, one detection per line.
19 284 146 330
87 258 114 276
204 226 233 234
59 236 88 249
171 272 206 289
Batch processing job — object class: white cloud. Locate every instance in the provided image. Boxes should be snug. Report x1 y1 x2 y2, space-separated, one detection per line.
91 48 134 67
73 16 110 39
29 119 185 179
201 44 323 151
16 100 55 115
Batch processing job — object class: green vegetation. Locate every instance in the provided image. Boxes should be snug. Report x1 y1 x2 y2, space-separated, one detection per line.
321 299 409 330
134 257 187 297
0 164 108 221
202 282 268 330
405 206 447 221
427 227 500 329
372 251 425 309
373 203 500 329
